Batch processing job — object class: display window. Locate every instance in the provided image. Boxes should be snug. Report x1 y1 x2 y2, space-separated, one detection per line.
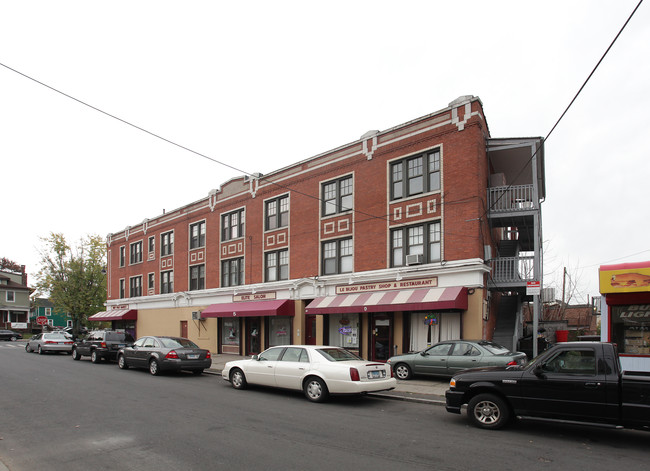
222 319 240 346
327 313 360 349
409 311 460 352
268 316 292 347
611 304 650 355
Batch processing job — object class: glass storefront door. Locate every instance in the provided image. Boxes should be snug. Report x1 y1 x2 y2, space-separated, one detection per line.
371 314 392 361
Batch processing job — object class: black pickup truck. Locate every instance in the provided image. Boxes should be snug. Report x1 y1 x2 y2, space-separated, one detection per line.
445 341 650 431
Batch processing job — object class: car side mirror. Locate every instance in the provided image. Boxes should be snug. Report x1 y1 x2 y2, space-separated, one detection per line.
251 354 259 360
420 351 428 357
533 364 545 377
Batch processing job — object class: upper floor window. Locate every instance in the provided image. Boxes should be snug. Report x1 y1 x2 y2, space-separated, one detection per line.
190 221 206 249
265 249 288 282
45 307 52 316
265 195 289 231
6 291 15 302
161 231 174 257
119 279 125 299
189 264 205 291
222 258 244 287
148 236 155 255
322 175 353 216
129 276 142 297
119 246 125 267
391 149 440 200
130 241 143 265
322 238 353 275
148 273 155 291
391 221 441 267
222 209 245 241
161 270 174 294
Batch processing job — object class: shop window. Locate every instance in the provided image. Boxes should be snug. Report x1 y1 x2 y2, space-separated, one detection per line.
265 249 288 282
222 319 240 349
322 175 353 216
391 221 441 267
222 258 244 287
130 241 143 265
190 220 206 249
265 195 289 230
222 209 245 241
390 149 441 200
612 305 650 355
268 317 291 347
189 264 205 291
322 238 353 275
327 313 360 349
161 231 174 257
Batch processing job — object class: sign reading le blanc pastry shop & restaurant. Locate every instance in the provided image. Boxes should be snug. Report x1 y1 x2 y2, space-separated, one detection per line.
335 277 438 295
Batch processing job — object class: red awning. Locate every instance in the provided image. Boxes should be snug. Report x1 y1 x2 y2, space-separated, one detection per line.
88 309 138 321
201 299 295 318
305 287 468 314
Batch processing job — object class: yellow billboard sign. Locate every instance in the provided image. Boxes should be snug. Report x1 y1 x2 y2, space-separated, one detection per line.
599 264 650 294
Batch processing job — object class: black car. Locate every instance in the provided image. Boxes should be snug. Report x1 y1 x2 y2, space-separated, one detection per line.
0 329 23 341
117 336 212 375
72 330 135 363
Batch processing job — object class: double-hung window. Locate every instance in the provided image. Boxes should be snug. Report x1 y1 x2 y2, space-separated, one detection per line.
190 221 206 249
130 241 143 264
322 238 353 275
119 279 125 299
222 258 244 287
222 209 245 241
265 249 288 282
148 236 155 256
148 273 155 291
391 221 441 266
265 195 289 230
391 149 440 200
322 176 353 216
6 291 15 302
119 246 125 267
189 265 205 291
129 276 142 297
161 231 174 256
161 270 174 294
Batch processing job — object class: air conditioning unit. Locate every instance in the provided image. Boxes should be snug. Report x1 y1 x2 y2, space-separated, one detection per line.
191 311 201 320
405 254 424 266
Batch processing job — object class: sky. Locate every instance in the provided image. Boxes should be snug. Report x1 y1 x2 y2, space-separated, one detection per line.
2 1 649 304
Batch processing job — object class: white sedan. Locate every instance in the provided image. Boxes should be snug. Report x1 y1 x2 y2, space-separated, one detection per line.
222 345 397 402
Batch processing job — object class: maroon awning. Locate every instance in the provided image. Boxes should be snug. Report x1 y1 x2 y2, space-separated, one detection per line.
88 309 138 321
201 299 295 318
305 287 468 314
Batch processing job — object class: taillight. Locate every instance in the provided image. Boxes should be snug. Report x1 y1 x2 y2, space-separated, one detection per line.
166 350 179 359
44 341 56 344
206 351 211 359
350 367 360 381
101 342 107 348
506 360 517 366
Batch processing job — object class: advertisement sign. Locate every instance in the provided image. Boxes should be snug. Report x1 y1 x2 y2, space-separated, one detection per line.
600 262 650 294
11 323 27 329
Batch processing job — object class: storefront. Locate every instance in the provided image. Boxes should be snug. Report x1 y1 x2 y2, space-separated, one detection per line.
599 261 650 372
87 308 138 339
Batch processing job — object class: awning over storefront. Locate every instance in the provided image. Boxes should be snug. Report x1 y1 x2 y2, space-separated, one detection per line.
88 309 138 321
201 299 295 318
305 287 468 314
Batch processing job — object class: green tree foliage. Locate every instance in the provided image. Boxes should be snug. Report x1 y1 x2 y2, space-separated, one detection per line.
34 233 106 334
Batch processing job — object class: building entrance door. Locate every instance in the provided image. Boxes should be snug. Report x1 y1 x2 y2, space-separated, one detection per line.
371 314 392 361
246 318 261 355
180 320 188 338
305 315 317 345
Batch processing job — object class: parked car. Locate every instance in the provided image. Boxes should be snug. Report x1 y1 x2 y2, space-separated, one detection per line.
222 345 397 402
62 326 88 339
117 336 212 375
445 342 650 430
25 332 74 354
0 329 23 341
387 340 527 380
72 330 135 363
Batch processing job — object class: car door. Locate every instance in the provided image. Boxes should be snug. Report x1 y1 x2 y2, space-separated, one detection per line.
413 343 453 376
126 338 147 367
244 347 284 386
447 342 482 374
274 347 310 390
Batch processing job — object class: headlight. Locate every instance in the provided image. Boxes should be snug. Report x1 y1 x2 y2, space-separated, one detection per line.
449 377 456 388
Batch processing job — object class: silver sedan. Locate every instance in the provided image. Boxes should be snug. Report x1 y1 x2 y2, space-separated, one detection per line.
25 332 74 354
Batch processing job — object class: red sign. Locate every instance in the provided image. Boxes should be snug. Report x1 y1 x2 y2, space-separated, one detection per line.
36 316 48 325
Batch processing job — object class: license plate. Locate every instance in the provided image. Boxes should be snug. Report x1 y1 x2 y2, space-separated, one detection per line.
187 354 199 359
117 344 125 348
367 370 385 379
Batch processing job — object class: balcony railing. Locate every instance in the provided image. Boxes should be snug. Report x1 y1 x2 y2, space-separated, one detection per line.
490 256 535 284
488 184 536 213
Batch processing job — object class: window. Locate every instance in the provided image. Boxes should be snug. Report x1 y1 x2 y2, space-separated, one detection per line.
391 149 441 200
148 273 155 291
190 221 206 249
45 307 52 316
540 349 596 375
161 270 174 294
6 291 15 302
119 246 125 267
265 195 289 230
130 241 143 264
222 258 244 287
119 279 125 299
322 238 353 275
391 221 441 266
322 176 353 216
612 305 650 355
281 347 309 362
189 264 205 291
148 236 155 255
265 249 288 282
129 276 142 297
222 209 245 241
161 231 174 256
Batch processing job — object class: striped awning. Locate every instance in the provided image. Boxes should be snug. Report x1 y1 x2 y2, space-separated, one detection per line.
305 287 467 314
88 309 138 321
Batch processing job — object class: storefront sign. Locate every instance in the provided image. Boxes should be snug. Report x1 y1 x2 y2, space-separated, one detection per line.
618 305 650 319
335 277 438 295
233 292 277 302
600 263 650 293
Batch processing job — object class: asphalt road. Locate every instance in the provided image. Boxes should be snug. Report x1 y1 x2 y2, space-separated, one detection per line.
1 341 648 471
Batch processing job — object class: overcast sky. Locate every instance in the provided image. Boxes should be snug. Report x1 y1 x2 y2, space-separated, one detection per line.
2 1 648 303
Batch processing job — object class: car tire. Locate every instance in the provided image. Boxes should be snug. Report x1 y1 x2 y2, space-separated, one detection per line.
394 363 413 380
230 368 247 389
38 345 44 355
71 348 81 361
25 343 31 353
192 369 203 375
304 377 329 403
118 354 129 370
149 358 161 376
467 393 511 430
10 336 17 341
91 350 101 363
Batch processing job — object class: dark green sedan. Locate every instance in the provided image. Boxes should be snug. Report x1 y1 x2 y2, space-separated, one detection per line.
387 340 527 380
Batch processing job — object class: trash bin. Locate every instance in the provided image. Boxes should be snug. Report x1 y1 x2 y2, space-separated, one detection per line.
555 330 569 342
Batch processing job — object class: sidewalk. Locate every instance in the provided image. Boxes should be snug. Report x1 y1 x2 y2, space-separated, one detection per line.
208 354 448 405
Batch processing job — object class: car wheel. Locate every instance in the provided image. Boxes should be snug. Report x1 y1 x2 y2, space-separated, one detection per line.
38 345 44 355
467 393 511 430
10 336 17 341
71 348 81 361
304 377 329 403
25 343 31 353
394 363 413 380
149 358 161 376
192 369 203 375
118 354 129 370
91 350 101 363
230 368 247 389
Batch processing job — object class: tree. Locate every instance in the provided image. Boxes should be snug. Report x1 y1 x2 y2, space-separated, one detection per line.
34 233 106 335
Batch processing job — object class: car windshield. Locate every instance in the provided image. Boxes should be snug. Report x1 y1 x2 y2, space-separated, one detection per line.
316 348 362 362
478 341 511 355
159 338 198 349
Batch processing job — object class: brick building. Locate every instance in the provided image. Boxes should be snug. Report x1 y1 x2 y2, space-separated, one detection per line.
101 95 545 360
